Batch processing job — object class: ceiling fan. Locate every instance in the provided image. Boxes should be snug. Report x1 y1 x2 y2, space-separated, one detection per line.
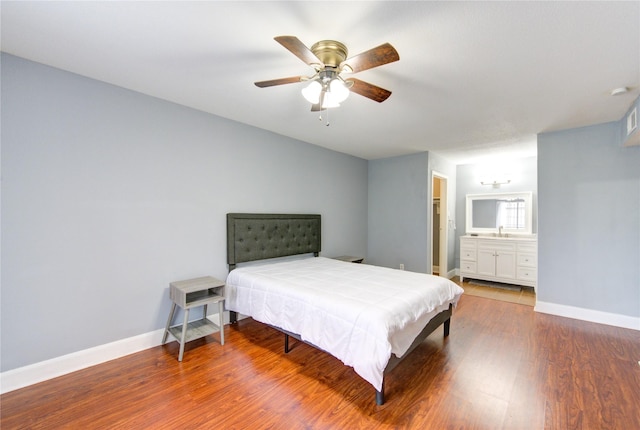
255 36 399 111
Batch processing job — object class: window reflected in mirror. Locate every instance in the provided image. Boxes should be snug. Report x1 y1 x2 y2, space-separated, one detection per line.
472 198 525 229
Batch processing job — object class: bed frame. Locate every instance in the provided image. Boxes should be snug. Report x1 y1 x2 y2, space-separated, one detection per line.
226 213 452 405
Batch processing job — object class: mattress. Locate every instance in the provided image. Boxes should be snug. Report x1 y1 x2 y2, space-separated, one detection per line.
225 256 464 391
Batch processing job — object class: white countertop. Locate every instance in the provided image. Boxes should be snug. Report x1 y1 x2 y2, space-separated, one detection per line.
463 234 537 241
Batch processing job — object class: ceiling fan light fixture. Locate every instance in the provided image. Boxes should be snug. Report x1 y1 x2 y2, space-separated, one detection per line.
302 80 322 104
329 78 350 104
321 91 341 109
302 78 349 108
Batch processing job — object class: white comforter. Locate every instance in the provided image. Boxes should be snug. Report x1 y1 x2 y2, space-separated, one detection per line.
225 257 464 391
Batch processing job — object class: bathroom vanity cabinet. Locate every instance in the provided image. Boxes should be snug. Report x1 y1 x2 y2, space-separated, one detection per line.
460 236 537 289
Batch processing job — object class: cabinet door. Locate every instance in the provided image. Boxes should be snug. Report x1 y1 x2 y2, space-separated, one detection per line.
477 249 496 276
495 251 516 280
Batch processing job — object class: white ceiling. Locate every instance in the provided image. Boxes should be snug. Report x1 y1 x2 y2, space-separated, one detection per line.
2 1 638 164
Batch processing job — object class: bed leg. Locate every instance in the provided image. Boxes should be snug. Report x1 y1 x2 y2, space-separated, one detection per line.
230 311 238 324
444 318 451 337
284 334 290 353
376 384 385 405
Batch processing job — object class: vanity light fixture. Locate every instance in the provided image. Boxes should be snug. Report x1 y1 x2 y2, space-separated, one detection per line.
481 179 511 188
477 164 512 188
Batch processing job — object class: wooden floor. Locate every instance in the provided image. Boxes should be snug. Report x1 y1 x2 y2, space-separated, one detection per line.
2 293 639 429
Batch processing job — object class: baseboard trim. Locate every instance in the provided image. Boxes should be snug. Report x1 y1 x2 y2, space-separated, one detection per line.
0 328 165 394
535 301 640 331
1 312 238 394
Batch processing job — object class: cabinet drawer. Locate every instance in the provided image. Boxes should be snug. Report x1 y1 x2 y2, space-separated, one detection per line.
517 252 537 268
460 261 477 274
518 242 537 253
460 239 477 249
461 248 477 261
517 266 537 281
478 240 516 252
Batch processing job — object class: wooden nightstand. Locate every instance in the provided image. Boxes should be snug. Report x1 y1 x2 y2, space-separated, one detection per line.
333 255 364 263
162 276 225 361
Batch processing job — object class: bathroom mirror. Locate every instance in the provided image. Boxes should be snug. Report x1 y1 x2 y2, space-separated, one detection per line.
466 192 533 235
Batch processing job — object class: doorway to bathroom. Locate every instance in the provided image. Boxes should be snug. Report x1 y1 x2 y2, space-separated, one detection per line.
431 172 448 277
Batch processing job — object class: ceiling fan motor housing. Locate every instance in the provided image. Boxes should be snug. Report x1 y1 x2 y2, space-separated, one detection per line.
310 40 348 67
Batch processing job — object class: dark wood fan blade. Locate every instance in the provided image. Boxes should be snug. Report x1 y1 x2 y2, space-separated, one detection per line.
341 43 399 73
274 36 323 67
254 76 303 88
347 78 392 103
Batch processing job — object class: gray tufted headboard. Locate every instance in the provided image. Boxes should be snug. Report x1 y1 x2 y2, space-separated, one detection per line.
227 213 321 270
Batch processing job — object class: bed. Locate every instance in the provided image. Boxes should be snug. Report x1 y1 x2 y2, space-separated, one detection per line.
225 213 463 405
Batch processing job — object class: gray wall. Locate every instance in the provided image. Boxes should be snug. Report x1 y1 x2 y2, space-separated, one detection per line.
455 156 537 267
1 54 369 371
367 153 430 272
537 122 640 317
366 151 456 274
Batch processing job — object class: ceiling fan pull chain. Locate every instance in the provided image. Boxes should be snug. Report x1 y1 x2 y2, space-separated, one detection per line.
318 109 330 126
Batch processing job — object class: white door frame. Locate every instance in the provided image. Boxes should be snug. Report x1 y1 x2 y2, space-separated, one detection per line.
431 171 449 277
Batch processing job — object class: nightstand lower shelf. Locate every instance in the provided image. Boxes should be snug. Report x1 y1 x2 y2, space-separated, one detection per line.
163 298 225 361
167 318 220 344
